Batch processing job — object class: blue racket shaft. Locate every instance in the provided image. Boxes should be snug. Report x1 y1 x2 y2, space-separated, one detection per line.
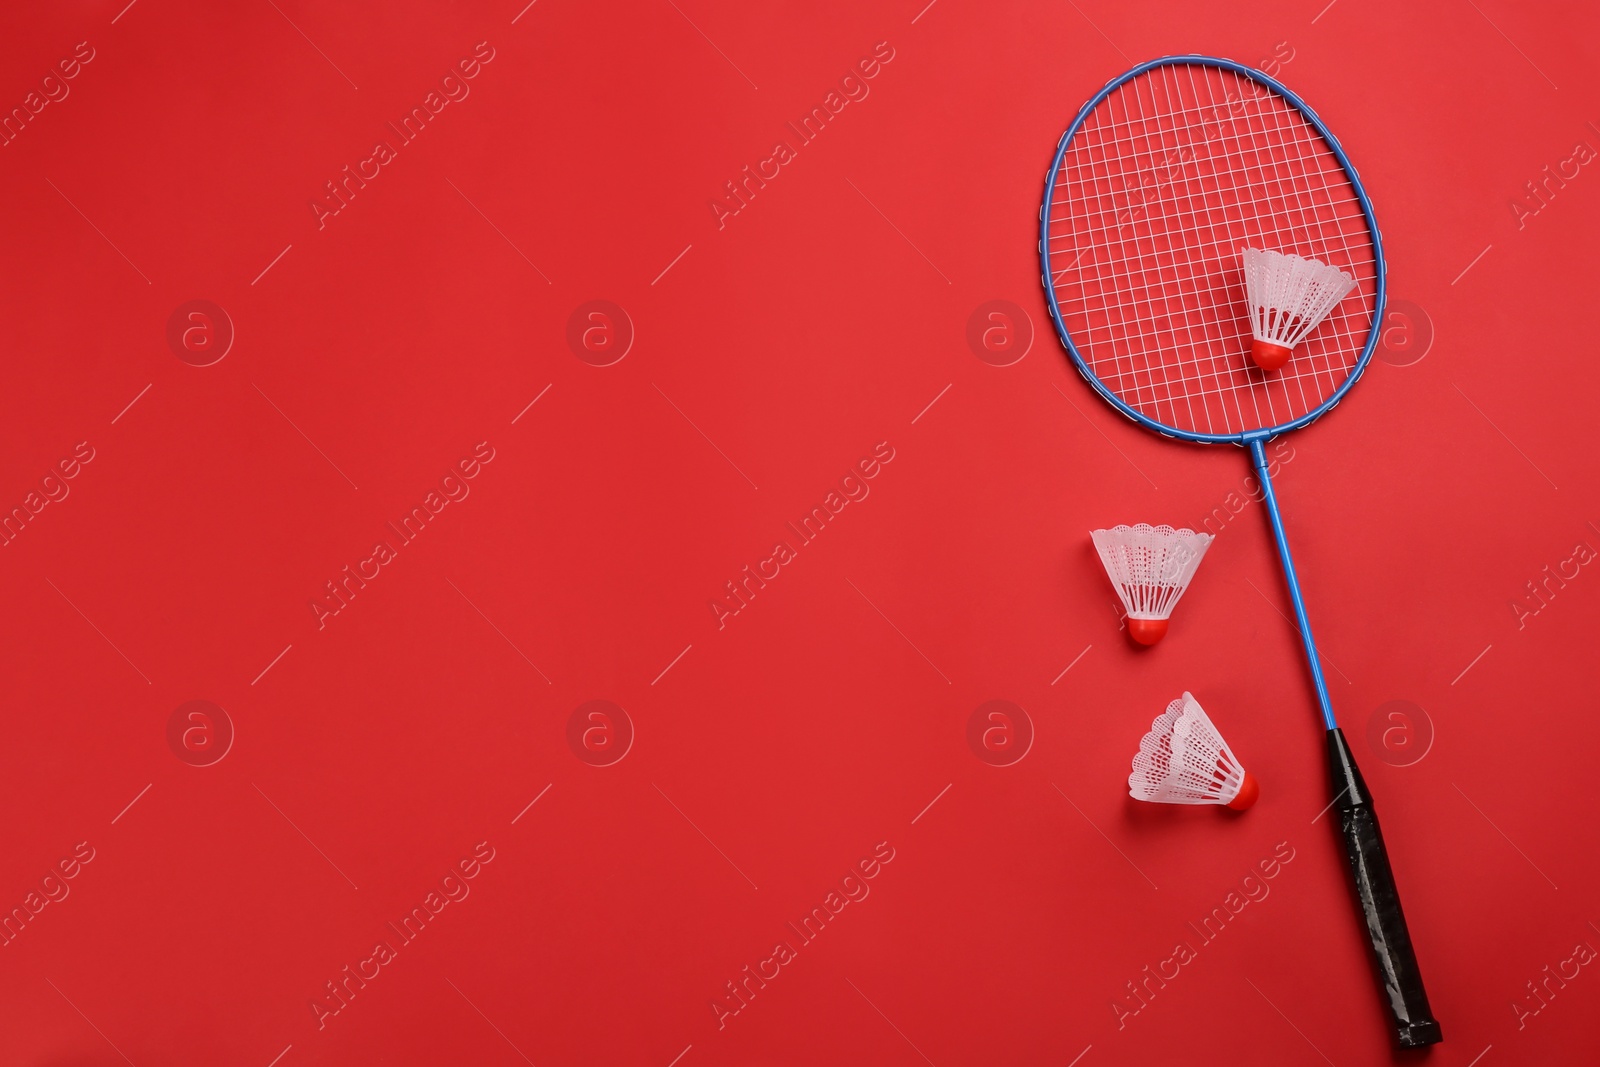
1251 440 1442 1048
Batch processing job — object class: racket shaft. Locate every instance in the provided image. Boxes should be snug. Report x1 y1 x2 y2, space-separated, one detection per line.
1250 441 1441 1045
1248 441 1338 730
1327 730 1443 1047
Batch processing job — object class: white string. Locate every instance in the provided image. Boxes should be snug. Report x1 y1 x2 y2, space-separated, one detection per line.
1047 64 1376 437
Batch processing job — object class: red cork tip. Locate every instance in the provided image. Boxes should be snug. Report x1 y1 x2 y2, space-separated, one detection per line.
1127 618 1168 646
1251 340 1292 371
1226 771 1260 811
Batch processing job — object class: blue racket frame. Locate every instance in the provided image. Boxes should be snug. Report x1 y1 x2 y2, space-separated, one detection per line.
1038 54 1387 733
1039 54 1387 447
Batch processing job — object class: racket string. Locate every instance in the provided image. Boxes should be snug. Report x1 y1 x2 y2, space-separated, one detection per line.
1045 63 1376 437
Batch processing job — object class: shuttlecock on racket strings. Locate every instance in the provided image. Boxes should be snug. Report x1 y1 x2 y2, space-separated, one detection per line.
1240 247 1356 371
1090 524 1213 646
1129 693 1258 810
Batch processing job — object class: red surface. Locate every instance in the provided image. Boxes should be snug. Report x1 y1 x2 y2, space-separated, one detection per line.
1 1 1597 1065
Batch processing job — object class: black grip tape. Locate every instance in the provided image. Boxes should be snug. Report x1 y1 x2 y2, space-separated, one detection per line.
1326 728 1443 1048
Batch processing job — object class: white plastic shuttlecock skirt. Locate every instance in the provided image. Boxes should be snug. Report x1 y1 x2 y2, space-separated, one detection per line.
1090 524 1213 623
1129 692 1255 808
1241 247 1356 351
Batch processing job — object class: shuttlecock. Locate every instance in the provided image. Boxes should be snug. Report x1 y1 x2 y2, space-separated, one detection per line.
1090 524 1213 646
1240 247 1356 371
1129 692 1258 810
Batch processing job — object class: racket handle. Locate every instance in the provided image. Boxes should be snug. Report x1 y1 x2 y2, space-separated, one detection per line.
1326 729 1443 1048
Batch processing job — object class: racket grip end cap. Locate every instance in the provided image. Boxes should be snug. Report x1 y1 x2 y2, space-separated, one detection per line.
1397 1019 1445 1049
1251 339 1292 371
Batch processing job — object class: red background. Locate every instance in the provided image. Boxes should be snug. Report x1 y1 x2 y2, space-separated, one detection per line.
1 1 1597 1064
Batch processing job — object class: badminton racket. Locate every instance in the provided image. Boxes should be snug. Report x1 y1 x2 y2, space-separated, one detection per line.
1039 55 1441 1048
